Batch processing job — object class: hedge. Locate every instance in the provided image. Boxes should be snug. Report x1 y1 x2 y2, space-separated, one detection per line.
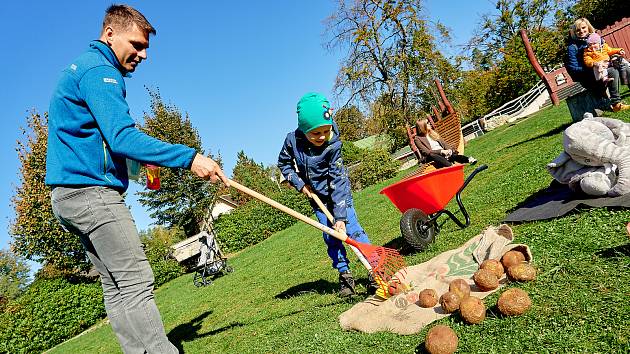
0 277 105 353
349 148 400 190
213 188 312 253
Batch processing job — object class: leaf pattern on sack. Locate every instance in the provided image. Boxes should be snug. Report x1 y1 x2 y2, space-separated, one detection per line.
445 241 480 277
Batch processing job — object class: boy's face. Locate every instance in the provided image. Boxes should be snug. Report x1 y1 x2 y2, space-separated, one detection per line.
589 41 601 51
305 125 333 147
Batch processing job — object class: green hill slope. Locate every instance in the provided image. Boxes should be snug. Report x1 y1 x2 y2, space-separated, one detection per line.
50 101 630 353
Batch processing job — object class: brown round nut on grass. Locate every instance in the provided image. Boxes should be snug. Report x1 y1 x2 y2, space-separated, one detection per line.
507 263 537 282
501 250 526 269
498 288 531 316
473 269 499 291
480 259 504 279
425 325 458 354
459 296 486 324
449 279 471 300
418 289 438 308
439 291 461 313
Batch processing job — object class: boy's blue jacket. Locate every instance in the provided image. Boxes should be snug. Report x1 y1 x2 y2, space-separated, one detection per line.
46 40 197 191
277 123 351 222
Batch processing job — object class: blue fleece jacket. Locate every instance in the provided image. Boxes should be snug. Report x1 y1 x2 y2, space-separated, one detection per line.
46 40 197 191
277 123 351 222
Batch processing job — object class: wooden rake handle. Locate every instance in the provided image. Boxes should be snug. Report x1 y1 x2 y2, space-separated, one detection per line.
310 193 335 224
309 194 374 273
229 179 349 242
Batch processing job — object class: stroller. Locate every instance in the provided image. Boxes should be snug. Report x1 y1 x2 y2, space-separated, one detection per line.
192 203 233 287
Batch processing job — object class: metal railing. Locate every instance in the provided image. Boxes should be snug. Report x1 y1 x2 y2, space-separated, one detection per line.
482 80 547 121
459 80 549 142
461 119 485 140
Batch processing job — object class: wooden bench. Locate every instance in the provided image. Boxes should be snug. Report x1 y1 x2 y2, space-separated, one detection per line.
520 18 630 121
404 79 465 178
405 112 464 177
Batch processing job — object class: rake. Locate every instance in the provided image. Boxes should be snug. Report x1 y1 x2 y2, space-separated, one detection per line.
229 179 406 297
309 194 406 297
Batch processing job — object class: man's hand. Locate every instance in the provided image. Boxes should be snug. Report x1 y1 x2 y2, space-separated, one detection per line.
334 220 346 235
301 185 313 198
190 154 230 186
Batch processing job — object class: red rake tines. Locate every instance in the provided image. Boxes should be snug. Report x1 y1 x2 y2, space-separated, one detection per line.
345 238 407 292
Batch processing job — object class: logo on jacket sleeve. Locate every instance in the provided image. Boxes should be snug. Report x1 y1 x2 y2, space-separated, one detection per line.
103 78 118 84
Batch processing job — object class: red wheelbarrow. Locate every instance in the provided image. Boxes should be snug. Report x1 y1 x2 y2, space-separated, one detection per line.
380 164 488 250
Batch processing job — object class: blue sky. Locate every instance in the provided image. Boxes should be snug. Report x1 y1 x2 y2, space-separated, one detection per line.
0 0 495 267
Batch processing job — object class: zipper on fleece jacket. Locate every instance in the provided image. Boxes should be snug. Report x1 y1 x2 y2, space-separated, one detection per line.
102 141 113 183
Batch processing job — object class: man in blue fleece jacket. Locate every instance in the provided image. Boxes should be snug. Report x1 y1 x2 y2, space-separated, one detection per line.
46 5 228 353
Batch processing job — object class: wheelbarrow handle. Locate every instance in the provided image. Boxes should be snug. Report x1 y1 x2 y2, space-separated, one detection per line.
447 164 489 228
460 164 488 193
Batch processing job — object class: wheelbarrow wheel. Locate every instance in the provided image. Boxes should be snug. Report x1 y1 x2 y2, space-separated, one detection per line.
400 208 435 251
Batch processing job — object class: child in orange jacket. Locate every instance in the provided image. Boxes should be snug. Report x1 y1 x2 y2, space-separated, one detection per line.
583 33 626 83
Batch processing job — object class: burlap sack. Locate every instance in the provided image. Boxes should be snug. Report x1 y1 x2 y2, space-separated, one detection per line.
338 224 531 335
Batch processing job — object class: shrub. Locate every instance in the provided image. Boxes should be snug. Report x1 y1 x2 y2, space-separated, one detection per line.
341 141 367 165
0 277 105 353
349 149 400 190
140 226 186 287
213 188 311 253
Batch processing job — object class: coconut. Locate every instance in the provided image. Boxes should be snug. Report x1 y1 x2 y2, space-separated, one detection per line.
479 259 505 279
507 263 536 282
425 325 458 354
497 288 531 316
473 269 499 291
439 291 461 313
501 250 526 269
448 279 471 300
459 296 486 324
418 288 438 308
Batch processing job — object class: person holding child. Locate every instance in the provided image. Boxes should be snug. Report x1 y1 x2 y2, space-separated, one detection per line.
566 17 629 112
413 118 476 168
277 92 378 297
583 33 625 84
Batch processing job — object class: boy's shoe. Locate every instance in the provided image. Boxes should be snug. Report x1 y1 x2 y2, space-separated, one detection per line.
612 102 630 112
468 157 478 165
367 272 380 295
338 271 355 297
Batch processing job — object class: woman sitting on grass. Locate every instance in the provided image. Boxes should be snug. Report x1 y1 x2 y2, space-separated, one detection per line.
413 118 476 168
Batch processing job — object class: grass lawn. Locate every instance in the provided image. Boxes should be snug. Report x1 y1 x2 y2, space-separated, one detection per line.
49 99 630 353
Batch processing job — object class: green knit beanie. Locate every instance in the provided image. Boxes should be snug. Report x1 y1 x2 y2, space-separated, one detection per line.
297 92 333 133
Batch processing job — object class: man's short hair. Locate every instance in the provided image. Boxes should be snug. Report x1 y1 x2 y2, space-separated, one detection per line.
102 4 156 36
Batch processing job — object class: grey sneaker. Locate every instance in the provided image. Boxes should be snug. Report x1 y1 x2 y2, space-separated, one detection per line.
468 157 478 165
339 271 355 297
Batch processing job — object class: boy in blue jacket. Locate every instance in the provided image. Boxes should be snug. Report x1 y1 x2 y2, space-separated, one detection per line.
278 92 376 296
